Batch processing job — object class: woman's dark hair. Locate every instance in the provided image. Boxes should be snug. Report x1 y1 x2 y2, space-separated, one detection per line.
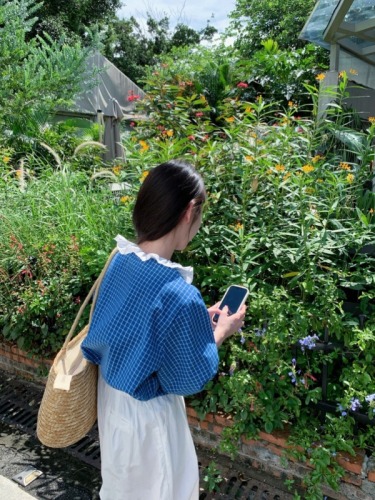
133 160 206 243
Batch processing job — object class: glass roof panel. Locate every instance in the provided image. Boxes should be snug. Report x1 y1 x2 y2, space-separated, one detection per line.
300 0 375 63
300 0 340 49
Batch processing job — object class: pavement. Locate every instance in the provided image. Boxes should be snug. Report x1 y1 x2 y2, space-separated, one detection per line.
0 475 36 499
0 421 101 499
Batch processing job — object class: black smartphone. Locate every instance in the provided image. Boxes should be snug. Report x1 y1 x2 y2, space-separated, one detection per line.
212 285 249 323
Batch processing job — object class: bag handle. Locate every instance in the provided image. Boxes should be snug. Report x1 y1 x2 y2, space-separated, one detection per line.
61 247 119 350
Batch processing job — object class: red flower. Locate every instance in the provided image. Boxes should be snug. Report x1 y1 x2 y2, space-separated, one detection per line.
195 112 204 117
130 122 135 127
237 82 248 89
188 135 195 140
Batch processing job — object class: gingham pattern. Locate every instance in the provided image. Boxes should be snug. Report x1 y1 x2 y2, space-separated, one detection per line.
81 250 218 401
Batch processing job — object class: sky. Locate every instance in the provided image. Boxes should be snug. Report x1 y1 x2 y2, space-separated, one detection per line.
117 0 237 33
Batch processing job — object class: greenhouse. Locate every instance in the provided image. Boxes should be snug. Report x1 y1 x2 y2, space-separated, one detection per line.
301 0 375 119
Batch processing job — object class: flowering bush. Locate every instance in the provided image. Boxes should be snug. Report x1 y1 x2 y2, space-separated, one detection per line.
122 62 375 497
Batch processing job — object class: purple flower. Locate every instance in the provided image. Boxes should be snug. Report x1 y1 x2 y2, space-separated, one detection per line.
365 394 375 403
288 371 296 384
240 334 246 344
292 358 296 366
299 334 319 352
337 404 347 417
350 398 362 412
254 327 267 337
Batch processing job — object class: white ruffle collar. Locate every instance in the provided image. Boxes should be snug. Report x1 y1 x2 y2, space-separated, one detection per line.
115 235 194 284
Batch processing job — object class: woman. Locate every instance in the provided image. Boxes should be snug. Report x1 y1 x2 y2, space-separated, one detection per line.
82 160 246 500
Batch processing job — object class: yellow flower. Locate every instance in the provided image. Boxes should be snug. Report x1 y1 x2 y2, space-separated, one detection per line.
369 208 374 215
245 106 253 113
349 69 358 75
288 101 294 107
245 155 254 162
283 172 291 181
226 116 235 123
3 156 10 163
112 165 122 175
368 117 375 124
120 196 130 204
15 169 22 178
140 170 149 182
346 173 354 184
339 70 347 79
166 129 174 137
275 164 286 172
301 164 314 174
339 162 350 170
139 140 149 152
316 73 326 81
312 154 324 163
234 222 243 231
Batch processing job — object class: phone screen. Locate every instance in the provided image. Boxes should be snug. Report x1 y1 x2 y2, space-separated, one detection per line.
213 286 248 323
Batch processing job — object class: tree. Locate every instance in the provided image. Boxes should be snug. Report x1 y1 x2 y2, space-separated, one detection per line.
0 0 96 149
103 15 218 85
229 0 317 55
31 0 121 41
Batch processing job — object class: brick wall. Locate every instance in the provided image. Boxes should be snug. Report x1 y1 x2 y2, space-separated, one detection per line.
187 407 375 500
0 342 52 380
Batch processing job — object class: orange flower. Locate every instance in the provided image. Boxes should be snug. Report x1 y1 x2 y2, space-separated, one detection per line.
339 162 350 170
316 73 326 81
349 68 358 75
312 154 324 163
368 117 375 124
112 165 122 175
283 172 291 181
166 129 174 137
346 173 354 184
120 195 130 204
226 116 235 123
302 164 314 174
275 164 286 172
245 155 254 162
140 171 149 182
339 70 347 79
139 140 149 152
234 222 243 231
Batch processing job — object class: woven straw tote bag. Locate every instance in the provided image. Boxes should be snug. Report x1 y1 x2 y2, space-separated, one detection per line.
37 247 118 448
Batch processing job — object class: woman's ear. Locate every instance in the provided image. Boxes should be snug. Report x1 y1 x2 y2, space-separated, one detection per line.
183 200 195 224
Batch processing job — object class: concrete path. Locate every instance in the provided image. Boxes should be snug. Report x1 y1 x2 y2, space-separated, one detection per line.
0 475 35 499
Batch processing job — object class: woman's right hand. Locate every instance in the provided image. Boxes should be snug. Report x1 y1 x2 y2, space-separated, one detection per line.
214 305 246 347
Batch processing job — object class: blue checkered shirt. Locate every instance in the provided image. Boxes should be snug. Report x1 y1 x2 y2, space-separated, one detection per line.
81 247 219 401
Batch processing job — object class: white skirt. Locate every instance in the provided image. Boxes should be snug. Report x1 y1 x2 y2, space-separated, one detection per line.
98 371 199 500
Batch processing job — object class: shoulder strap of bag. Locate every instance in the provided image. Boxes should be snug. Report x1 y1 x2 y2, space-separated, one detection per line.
61 246 119 350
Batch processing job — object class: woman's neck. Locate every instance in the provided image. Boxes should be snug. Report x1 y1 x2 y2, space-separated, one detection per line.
138 236 175 261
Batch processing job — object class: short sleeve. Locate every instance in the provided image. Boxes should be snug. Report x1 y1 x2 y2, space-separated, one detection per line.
157 293 219 396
